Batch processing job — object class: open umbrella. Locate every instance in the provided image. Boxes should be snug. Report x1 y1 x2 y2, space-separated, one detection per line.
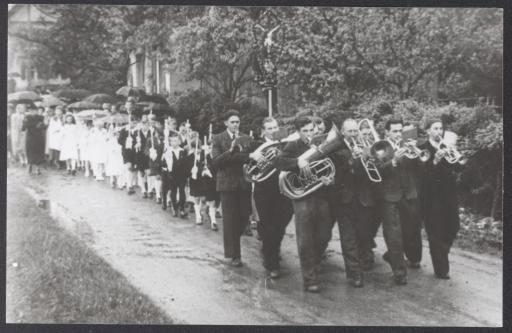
68 101 100 110
8 91 42 104
41 95 66 107
98 113 130 126
74 109 110 120
116 86 146 98
52 89 91 102
83 93 118 105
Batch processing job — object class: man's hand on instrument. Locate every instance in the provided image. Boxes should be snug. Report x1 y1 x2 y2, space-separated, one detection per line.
297 157 308 169
392 147 407 166
320 175 334 186
352 147 363 160
249 150 264 162
434 149 446 164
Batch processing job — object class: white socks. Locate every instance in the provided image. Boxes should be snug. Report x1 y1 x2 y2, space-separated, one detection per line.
209 206 217 225
194 203 202 223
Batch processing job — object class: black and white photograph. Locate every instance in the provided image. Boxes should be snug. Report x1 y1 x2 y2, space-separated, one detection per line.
5 3 504 327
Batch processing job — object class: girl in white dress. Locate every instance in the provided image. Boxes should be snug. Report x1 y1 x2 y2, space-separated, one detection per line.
80 120 93 177
105 124 125 188
89 119 109 181
59 114 79 175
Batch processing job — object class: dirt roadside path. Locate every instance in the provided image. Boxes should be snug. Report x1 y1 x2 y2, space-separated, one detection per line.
9 167 502 326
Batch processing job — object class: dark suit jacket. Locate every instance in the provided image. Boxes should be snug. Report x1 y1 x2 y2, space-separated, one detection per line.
212 130 252 192
418 141 461 235
331 148 377 206
375 149 421 203
160 148 188 184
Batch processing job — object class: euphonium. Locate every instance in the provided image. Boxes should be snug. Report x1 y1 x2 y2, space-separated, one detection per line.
243 141 283 182
243 128 295 183
279 124 344 200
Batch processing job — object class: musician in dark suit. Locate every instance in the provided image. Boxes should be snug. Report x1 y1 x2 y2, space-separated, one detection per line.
374 118 423 285
248 117 293 279
160 132 188 218
274 116 333 293
355 120 381 269
328 118 381 287
212 110 253 267
419 119 463 279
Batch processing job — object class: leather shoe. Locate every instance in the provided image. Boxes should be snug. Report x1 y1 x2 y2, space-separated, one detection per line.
394 275 407 285
350 274 364 288
305 285 320 293
407 260 421 269
435 273 450 280
211 223 218 231
231 258 243 267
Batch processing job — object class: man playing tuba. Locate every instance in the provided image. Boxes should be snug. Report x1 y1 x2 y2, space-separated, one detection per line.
274 116 334 293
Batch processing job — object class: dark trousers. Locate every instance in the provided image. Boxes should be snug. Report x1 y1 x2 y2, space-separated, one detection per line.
381 198 422 277
317 192 338 256
219 190 252 259
293 195 332 287
161 174 186 212
424 203 459 277
335 201 363 278
355 204 379 263
254 191 293 271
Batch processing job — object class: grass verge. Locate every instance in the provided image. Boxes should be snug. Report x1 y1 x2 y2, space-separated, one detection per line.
6 182 173 324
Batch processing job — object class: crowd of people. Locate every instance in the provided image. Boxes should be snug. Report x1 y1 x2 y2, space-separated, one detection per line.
8 97 464 293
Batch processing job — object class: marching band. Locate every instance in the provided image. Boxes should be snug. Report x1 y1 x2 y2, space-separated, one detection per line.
22 103 466 294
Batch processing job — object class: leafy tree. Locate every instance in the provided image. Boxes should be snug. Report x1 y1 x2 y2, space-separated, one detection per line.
169 7 255 104
279 7 502 107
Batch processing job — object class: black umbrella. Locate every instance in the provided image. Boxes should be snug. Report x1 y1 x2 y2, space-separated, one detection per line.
83 93 118 105
138 94 169 105
52 89 91 102
116 86 146 98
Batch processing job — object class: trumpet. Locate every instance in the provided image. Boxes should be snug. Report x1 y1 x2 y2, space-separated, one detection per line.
389 126 430 162
401 140 431 162
435 131 467 164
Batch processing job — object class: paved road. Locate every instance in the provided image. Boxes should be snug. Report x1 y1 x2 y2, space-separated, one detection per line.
8 167 502 326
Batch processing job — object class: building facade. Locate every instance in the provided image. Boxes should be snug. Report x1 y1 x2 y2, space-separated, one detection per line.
8 4 69 92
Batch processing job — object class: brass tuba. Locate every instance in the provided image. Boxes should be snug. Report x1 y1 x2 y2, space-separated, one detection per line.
279 124 345 200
